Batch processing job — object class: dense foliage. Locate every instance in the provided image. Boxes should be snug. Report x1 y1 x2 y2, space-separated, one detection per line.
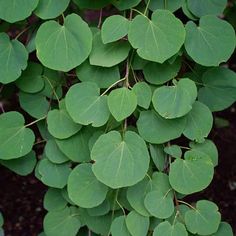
0 0 236 235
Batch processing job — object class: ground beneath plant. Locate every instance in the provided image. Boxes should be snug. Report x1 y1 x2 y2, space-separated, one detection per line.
0 105 235 236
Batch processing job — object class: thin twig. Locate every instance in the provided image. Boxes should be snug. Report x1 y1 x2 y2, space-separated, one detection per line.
25 116 47 128
98 8 103 29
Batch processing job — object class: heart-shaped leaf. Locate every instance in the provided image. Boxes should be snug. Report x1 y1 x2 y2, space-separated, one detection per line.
128 10 185 63
91 131 150 188
36 14 92 71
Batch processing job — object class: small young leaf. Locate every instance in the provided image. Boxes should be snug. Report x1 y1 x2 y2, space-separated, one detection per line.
65 82 110 127
68 163 108 208
183 101 213 142
16 62 44 93
38 158 71 189
110 216 131 236
89 33 130 67
143 59 181 85
91 131 150 188
101 15 130 44
108 87 137 121
185 200 221 235
126 211 149 236
127 177 152 217
43 188 67 211
198 68 236 111
144 189 174 219
169 151 214 194
45 139 69 164
0 151 36 176
164 145 182 158
76 60 120 88
153 221 188 236
152 79 197 119
44 207 81 236
0 112 35 160
47 107 82 139
19 92 49 119
132 82 152 109
189 139 218 167
213 222 234 236
137 110 186 144
56 127 92 162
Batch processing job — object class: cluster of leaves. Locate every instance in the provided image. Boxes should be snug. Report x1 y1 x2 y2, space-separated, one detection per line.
0 0 236 235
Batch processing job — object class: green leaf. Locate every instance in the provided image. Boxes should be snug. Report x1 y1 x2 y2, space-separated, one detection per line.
169 151 214 194
0 151 36 176
212 222 233 236
45 139 69 164
149 144 165 171
111 216 131 236
0 0 38 23
137 110 186 144
91 131 150 188
153 221 188 236
34 0 70 19
190 139 218 167
68 163 108 208
65 82 110 127
144 189 174 219
112 0 142 10
47 108 82 139
16 62 44 93
76 60 120 88
0 112 35 160
0 33 28 84
38 158 71 188
89 33 130 67
19 92 49 119
164 145 182 158
101 15 130 44
152 79 197 119
36 13 92 72
183 101 213 142
128 10 185 63
126 211 149 236
41 68 63 100
185 200 221 235
127 177 152 216
152 172 173 195
147 0 184 12
73 0 111 9
43 188 67 211
80 209 114 235
87 200 110 217
143 59 181 85
56 127 92 162
44 207 81 236
108 88 137 121
185 16 236 66
133 82 152 109
187 0 227 17
198 68 236 111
